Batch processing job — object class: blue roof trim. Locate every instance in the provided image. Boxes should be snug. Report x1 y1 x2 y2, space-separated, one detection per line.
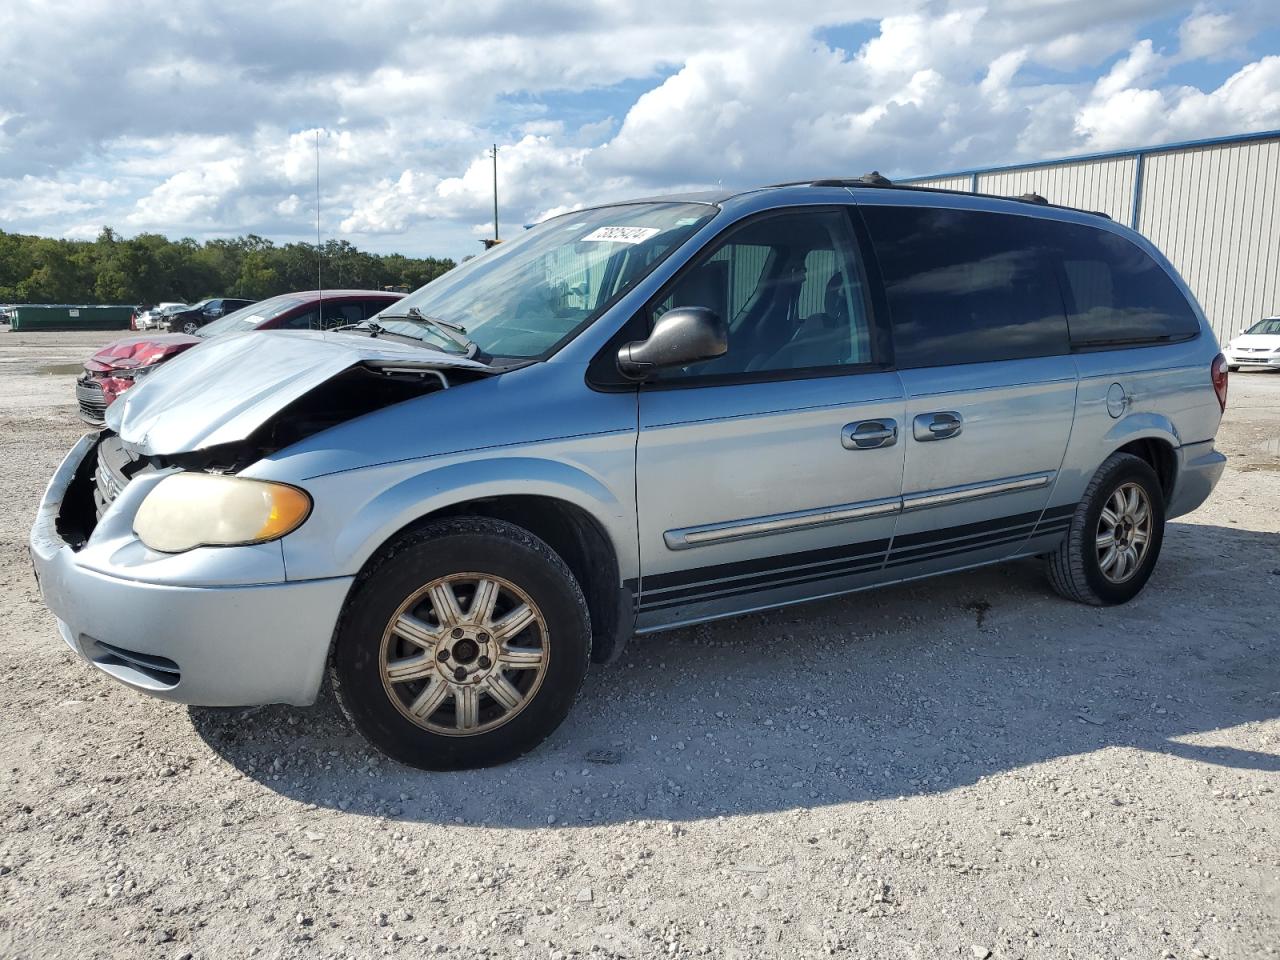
900 128 1280 183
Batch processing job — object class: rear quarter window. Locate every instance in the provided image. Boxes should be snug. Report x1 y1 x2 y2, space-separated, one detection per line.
860 206 1070 368
1046 221 1200 347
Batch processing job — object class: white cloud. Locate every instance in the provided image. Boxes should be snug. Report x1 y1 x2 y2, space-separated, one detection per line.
340 170 440 235
127 159 245 227
1092 40 1166 100
981 49 1030 108
0 0 1277 257
0 174 125 220
1178 7 1250 61
1166 56 1280 135
1075 43 1280 150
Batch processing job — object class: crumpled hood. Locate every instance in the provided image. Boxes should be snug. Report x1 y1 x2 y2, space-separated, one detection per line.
106 329 489 455
85 333 200 372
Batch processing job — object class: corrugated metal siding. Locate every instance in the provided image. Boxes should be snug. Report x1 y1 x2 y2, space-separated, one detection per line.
907 175 972 192
1138 138 1280 342
976 158 1136 222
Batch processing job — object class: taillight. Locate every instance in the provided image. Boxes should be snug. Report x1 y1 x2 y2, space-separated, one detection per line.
1211 353 1228 412
130 311 138 331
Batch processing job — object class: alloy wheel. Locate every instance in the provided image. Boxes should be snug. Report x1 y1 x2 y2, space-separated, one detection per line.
1095 481 1153 584
378 573 549 736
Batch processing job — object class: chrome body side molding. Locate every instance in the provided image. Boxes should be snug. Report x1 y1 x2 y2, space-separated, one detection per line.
900 472 1053 512
664 472 1055 550
663 496 901 550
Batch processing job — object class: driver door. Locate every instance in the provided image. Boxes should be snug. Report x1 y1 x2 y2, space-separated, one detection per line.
634 207 905 629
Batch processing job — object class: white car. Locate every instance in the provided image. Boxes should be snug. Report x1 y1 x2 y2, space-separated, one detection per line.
135 302 188 331
1225 317 1280 370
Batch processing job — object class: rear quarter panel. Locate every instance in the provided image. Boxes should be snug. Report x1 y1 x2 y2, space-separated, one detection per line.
1054 338 1222 508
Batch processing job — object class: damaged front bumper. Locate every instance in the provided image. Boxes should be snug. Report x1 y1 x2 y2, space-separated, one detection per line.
30 434 352 706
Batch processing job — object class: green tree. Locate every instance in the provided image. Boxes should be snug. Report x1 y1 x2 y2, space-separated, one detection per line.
0 227 454 305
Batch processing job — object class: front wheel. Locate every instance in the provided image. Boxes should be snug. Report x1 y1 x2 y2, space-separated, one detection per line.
1227 364 1240 372
1045 452 1166 605
331 517 591 770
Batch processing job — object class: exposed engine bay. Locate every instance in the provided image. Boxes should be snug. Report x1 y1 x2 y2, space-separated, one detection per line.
57 361 475 548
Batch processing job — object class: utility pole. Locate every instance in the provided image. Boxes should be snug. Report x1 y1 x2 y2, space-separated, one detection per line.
490 143 499 243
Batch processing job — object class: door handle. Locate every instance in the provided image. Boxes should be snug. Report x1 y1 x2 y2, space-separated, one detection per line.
913 411 963 441
841 419 898 450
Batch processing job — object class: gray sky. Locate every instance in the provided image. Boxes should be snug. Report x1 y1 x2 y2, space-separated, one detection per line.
1 0 1277 258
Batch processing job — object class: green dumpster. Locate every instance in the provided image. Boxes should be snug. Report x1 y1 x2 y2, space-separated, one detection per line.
9 305 136 332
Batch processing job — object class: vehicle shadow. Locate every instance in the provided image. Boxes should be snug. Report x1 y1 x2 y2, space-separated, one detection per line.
190 520 1280 827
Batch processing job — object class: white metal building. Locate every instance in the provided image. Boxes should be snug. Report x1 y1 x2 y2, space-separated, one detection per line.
902 130 1280 344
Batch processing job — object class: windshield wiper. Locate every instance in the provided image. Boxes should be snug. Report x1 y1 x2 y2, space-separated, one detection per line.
345 308 486 360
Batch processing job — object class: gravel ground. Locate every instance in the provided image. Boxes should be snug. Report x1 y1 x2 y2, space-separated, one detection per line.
1 330 1277 960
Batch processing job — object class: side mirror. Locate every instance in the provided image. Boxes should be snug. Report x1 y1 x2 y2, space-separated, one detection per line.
617 306 728 379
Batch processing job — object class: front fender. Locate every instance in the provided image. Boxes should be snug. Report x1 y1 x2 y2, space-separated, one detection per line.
280 453 636 584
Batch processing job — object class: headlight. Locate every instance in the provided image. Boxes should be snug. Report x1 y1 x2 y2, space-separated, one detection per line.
134 473 312 553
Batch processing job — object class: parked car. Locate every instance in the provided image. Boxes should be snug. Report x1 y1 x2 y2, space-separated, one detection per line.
1224 316 1280 370
75 290 403 425
166 297 257 334
132 302 188 331
33 178 1227 770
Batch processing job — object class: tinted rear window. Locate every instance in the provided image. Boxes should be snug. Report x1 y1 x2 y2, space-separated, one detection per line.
861 206 1070 368
1043 221 1200 346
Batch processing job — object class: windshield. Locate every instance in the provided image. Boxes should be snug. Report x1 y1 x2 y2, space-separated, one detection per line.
369 202 718 358
1244 318 1280 336
197 295 306 337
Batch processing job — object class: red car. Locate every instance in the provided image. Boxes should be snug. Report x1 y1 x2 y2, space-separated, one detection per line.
75 289 404 425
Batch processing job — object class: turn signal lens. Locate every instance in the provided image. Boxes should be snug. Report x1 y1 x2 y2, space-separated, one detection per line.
134 473 312 553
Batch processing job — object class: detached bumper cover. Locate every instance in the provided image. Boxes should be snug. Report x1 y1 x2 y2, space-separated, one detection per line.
30 436 352 707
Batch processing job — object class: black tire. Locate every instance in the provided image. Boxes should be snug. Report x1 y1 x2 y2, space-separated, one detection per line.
330 517 590 770
1045 452 1166 606
1227 365 1240 372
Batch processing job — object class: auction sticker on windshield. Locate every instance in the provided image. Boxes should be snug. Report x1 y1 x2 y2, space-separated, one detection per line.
581 226 660 244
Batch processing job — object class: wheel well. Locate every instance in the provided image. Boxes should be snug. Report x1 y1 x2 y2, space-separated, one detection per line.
1116 438 1176 503
409 496 630 664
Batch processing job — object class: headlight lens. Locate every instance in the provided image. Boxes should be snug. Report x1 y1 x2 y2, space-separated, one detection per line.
134 473 312 553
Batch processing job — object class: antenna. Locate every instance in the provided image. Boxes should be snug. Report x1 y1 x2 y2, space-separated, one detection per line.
315 130 323 318
490 143 499 243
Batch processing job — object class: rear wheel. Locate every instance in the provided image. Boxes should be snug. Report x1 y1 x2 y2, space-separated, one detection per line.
1045 452 1166 605
331 517 590 770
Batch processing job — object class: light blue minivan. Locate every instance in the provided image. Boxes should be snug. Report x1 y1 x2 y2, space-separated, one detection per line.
32 175 1229 769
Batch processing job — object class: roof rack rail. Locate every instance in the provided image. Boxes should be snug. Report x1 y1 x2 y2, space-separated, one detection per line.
797 174 1112 220
810 171 893 187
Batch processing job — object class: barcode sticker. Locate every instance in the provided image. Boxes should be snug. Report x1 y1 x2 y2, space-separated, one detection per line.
580 226 660 244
